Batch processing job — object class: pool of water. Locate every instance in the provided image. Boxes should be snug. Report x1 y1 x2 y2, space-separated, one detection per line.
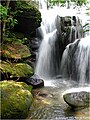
27 78 90 120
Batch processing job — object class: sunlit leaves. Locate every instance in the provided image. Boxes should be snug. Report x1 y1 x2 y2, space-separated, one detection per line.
0 4 7 19
71 0 88 6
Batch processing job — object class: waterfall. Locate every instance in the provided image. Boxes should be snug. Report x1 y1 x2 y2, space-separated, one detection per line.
39 0 47 9
77 36 90 85
61 36 90 86
60 6 90 86
35 8 59 79
35 0 89 81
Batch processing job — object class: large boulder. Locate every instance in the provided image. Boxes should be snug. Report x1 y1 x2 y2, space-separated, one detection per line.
63 87 90 108
14 1 42 34
1 80 33 119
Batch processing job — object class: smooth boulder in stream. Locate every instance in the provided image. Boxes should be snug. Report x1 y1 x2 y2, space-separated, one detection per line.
63 87 90 108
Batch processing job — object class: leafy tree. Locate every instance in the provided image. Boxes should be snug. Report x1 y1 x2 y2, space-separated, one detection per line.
1 0 10 43
71 0 88 6
47 0 88 7
48 0 66 6
0 0 17 43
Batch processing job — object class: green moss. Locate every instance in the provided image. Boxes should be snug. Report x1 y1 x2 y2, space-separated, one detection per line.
1 80 33 119
13 63 33 77
0 61 33 78
16 1 38 12
1 41 31 59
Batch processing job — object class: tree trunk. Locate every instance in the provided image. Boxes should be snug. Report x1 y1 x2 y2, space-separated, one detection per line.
2 0 11 43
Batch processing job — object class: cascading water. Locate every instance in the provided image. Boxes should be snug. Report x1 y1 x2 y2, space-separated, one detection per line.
35 1 84 79
61 36 90 86
35 9 59 79
77 36 90 85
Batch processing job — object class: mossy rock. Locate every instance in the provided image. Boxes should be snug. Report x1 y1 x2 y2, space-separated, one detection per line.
1 41 31 59
1 80 33 119
0 60 33 78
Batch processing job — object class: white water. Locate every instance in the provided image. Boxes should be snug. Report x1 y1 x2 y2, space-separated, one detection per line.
76 36 90 85
61 36 90 86
39 0 47 10
35 9 58 79
35 0 90 86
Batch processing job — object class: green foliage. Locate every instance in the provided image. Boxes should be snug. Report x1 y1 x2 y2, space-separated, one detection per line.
71 0 88 6
5 31 16 39
0 4 7 19
4 31 28 44
16 1 38 12
0 3 18 43
7 17 18 29
0 4 17 27
48 0 88 6
48 0 66 6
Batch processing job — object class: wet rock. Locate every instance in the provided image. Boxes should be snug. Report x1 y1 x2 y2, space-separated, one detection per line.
25 74 44 88
1 80 33 119
54 74 62 79
26 37 41 63
38 92 53 98
63 88 90 108
30 38 41 51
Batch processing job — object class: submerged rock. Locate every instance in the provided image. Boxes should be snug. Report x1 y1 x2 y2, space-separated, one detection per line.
63 87 90 108
1 80 33 119
25 74 44 88
74 107 90 119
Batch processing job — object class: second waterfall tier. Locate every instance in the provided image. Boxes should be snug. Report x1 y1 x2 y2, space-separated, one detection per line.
61 36 90 86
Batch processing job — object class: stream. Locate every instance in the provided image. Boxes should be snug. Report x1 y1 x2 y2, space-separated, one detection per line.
27 78 89 120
